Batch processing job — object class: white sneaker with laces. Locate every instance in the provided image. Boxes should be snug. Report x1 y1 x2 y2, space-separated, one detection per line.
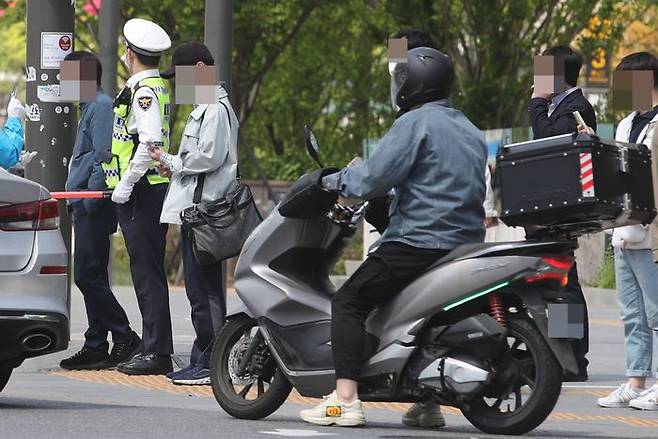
402 402 445 428
597 382 643 408
300 391 365 427
629 384 658 410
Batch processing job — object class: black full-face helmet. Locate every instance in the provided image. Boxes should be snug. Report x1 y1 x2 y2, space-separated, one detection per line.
389 47 455 112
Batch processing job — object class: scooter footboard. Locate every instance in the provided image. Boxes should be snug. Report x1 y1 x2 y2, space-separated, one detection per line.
509 287 579 375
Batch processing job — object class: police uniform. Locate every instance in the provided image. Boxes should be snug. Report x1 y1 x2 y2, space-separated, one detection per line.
102 18 173 375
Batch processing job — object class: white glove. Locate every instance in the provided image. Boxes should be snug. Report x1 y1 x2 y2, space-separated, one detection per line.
14 151 37 170
111 181 133 204
7 97 26 119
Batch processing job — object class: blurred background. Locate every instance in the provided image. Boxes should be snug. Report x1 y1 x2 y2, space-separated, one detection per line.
0 0 656 287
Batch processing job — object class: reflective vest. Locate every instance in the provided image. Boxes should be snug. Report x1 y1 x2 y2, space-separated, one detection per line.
103 76 170 188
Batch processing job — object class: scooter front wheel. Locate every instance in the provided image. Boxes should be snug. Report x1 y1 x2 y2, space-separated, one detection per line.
210 315 292 419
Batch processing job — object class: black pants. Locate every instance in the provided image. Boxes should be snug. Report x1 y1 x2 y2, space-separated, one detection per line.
73 200 131 351
331 242 449 380
181 231 226 369
566 261 589 373
116 183 173 355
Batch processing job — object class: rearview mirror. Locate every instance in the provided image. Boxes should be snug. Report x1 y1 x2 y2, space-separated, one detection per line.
304 124 323 168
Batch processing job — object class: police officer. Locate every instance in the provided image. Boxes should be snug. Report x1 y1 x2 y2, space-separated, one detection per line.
102 18 173 375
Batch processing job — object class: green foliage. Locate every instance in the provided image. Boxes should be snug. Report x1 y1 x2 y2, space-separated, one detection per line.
1 0 653 182
589 248 616 289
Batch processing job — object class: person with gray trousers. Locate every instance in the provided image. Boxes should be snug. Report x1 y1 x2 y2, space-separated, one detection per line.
148 42 239 385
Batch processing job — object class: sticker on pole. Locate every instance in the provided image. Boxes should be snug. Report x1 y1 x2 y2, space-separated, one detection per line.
40 32 73 69
37 84 61 102
579 152 595 198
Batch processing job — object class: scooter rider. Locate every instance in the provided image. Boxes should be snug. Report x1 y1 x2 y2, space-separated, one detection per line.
300 47 487 427
102 18 174 375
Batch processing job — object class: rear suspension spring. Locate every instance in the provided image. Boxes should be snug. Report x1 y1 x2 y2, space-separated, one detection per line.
488 293 507 327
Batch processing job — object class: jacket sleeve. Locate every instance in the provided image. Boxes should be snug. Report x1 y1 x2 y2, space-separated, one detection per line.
322 114 422 199
0 117 24 170
528 98 579 138
87 102 113 190
119 87 161 186
176 105 232 176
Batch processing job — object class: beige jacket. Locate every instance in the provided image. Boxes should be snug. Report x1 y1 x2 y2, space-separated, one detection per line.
160 87 240 225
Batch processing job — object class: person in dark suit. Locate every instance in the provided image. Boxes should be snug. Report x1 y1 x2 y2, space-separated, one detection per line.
527 45 594 382
528 45 597 137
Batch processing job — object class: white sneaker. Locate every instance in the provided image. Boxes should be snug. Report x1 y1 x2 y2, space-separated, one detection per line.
629 384 658 410
300 391 366 427
402 402 446 428
597 382 643 408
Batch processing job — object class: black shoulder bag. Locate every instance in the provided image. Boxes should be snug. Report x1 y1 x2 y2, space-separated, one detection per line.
180 102 263 265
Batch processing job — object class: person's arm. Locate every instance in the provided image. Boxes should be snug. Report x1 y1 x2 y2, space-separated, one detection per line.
87 102 113 190
119 87 162 186
160 105 231 176
322 114 422 199
483 165 498 227
527 98 580 138
83 101 114 211
0 117 24 170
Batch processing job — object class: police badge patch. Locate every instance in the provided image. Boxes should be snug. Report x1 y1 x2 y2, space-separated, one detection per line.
137 96 153 110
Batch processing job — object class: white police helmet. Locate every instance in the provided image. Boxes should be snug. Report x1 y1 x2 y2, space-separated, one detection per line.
123 18 171 56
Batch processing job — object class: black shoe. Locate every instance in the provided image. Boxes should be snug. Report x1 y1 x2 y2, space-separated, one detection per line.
60 346 109 370
104 332 142 368
117 353 172 376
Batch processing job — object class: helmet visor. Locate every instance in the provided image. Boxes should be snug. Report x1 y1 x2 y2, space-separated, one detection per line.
389 61 408 110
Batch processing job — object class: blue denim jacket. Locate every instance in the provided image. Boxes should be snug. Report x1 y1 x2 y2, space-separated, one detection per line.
0 117 24 170
323 100 487 250
65 89 114 212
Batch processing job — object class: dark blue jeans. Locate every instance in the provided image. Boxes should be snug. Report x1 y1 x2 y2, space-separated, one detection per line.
73 200 132 351
181 231 226 368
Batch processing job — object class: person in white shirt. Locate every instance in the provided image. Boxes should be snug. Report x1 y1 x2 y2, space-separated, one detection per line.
580 51 658 411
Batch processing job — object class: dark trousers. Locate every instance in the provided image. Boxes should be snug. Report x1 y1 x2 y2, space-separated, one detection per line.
181 231 226 369
567 261 589 372
73 201 131 351
331 242 449 380
116 183 173 355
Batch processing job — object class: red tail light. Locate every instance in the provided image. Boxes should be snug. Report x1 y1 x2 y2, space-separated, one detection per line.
39 266 67 275
0 199 60 231
525 256 573 286
542 257 573 270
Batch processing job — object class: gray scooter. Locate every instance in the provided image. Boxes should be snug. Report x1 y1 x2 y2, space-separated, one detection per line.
209 127 580 435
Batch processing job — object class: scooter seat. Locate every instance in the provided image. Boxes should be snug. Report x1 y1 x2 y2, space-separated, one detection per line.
429 240 577 270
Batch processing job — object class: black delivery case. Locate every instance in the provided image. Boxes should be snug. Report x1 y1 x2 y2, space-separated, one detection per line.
497 133 656 234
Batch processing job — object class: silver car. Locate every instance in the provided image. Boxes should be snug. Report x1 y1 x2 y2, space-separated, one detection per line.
0 168 69 393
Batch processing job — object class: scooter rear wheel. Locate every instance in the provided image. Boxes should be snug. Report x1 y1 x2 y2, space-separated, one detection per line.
210 315 292 419
461 316 563 435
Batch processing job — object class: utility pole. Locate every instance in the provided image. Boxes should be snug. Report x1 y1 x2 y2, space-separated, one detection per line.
205 0 233 327
99 0 120 97
25 0 76 294
204 0 234 95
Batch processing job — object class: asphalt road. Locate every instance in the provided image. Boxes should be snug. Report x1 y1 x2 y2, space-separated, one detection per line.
1 286 657 439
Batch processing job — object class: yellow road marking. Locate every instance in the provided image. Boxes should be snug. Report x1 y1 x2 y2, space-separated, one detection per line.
53 370 657 428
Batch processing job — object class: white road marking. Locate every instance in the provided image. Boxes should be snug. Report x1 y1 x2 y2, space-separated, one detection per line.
260 430 337 437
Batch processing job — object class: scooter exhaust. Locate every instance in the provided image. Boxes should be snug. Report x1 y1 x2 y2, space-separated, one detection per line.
22 333 53 352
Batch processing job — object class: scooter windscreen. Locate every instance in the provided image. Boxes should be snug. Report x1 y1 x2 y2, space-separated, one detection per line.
278 169 339 219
